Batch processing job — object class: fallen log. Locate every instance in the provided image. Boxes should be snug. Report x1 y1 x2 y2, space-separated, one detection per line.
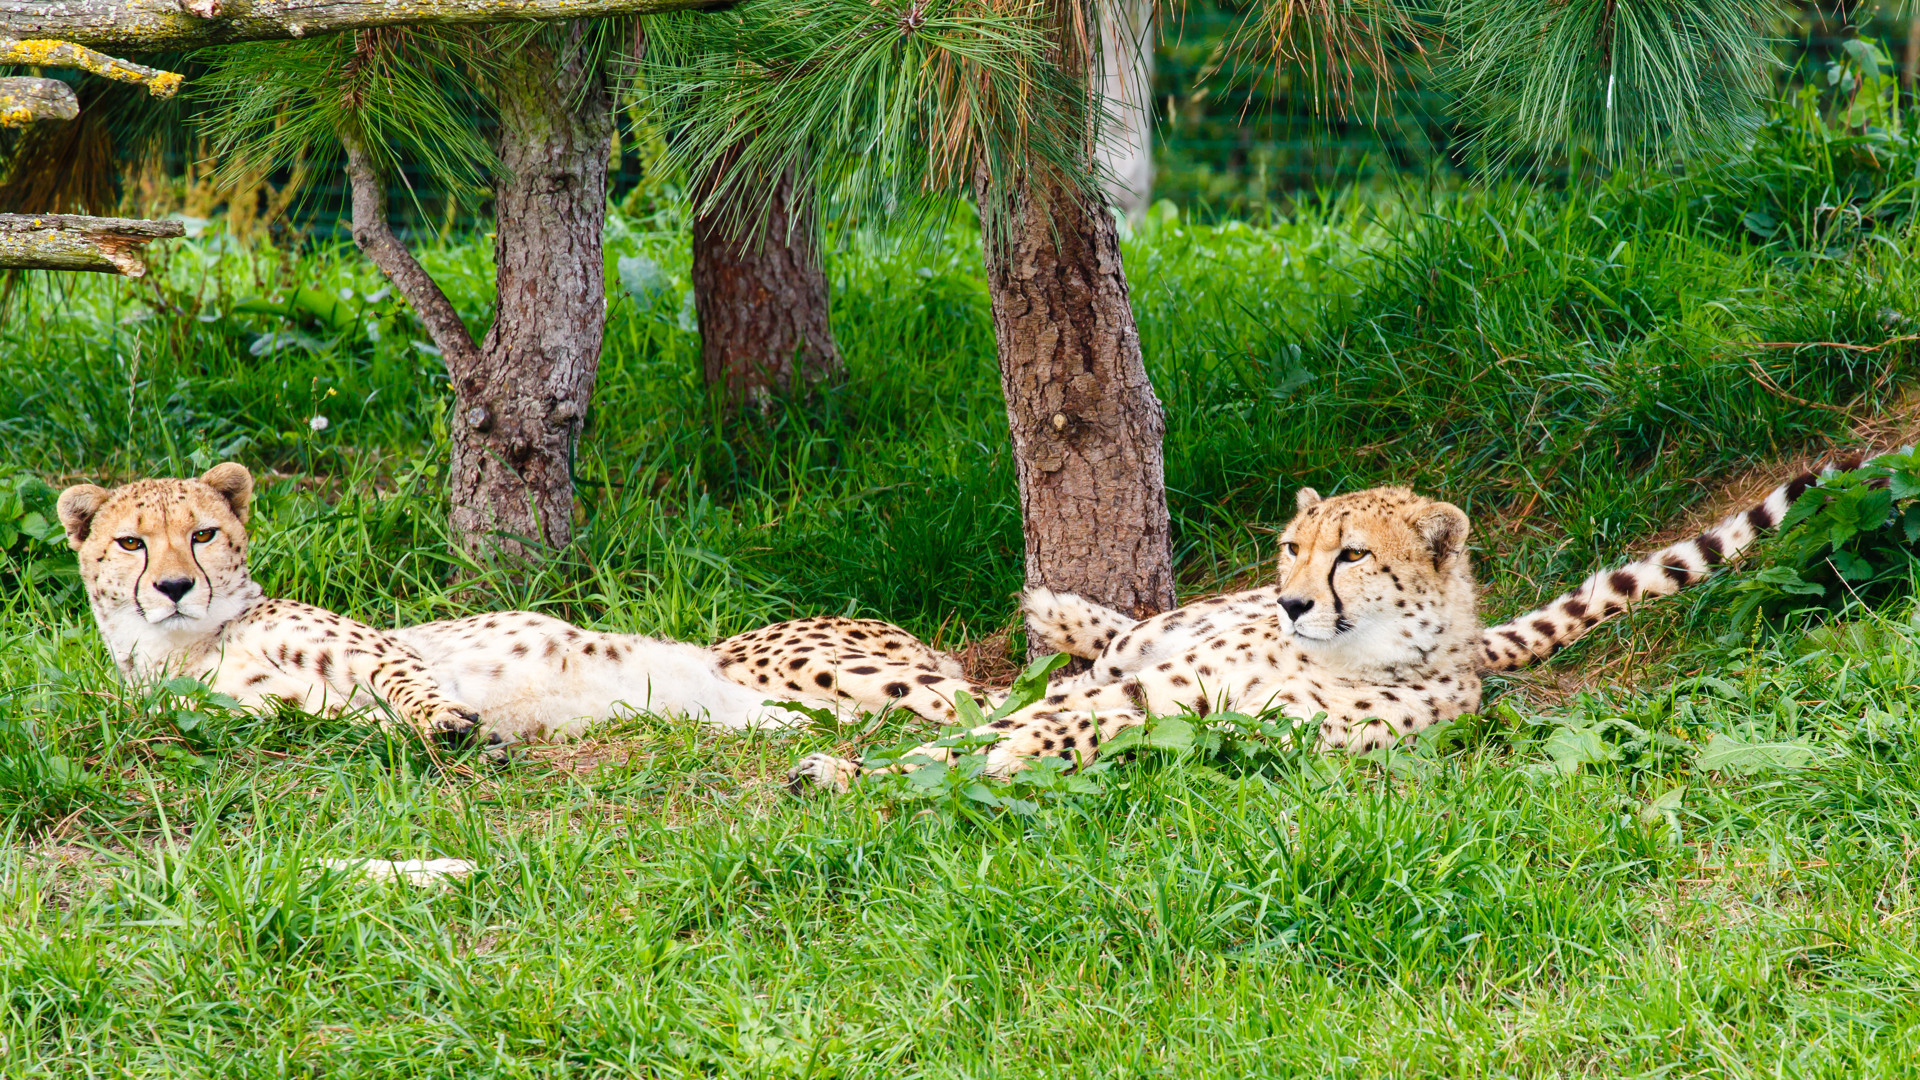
0 76 78 124
0 0 724 52
0 214 185 276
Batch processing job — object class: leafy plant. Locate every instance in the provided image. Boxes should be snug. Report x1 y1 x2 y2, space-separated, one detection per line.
0 474 69 591
1728 448 1920 626
857 652 1081 817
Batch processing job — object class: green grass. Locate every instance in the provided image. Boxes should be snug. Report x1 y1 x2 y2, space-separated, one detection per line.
5 133 1920 1074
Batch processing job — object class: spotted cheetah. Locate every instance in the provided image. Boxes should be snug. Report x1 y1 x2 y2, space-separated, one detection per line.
713 616 988 724
743 462 1841 791
59 464 803 746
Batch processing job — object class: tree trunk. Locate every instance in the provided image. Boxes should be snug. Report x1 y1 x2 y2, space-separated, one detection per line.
1095 0 1154 221
977 168 1174 634
445 23 612 558
691 158 843 409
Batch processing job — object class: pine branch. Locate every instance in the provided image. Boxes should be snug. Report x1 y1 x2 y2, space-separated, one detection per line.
0 0 724 52
341 132 479 369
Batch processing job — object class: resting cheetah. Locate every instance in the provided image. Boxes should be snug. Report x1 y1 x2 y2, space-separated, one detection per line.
59 464 802 745
729 461 1839 791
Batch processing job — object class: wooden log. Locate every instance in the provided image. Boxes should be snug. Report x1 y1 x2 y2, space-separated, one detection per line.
0 75 77 125
0 214 185 276
0 38 182 96
0 0 724 52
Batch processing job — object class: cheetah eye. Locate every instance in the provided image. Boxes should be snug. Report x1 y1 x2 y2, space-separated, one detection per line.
115 536 145 552
191 527 218 544
1339 548 1370 563
1280 542 1298 557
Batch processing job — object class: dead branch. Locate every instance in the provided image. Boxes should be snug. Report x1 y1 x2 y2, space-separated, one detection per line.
0 213 184 275
0 76 77 124
0 0 725 52
0 38 181 96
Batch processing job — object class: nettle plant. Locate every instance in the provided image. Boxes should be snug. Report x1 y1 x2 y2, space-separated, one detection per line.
1729 448 1920 624
797 653 1342 821
0 474 69 590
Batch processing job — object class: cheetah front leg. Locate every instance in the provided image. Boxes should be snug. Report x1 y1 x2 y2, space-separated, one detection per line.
353 649 486 743
303 630 484 743
218 606 486 745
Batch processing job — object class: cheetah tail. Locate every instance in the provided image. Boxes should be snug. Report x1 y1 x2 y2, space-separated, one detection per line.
1021 587 1139 660
1478 453 1869 672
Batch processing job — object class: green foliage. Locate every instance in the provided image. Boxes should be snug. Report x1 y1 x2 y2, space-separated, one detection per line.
1441 0 1776 166
0 474 65 592
193 29 495 201
855 653 1076 817
1727 450 1920 625
1629 37 1920 256
641 0 1100 237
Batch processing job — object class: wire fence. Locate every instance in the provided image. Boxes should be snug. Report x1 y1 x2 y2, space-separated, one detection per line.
1153 2 1913 219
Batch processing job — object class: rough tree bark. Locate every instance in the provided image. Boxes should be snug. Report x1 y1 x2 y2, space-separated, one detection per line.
347 24 610 560
977 168 1175 630
691 157 842 409
457 27 612 556
0 212 181 273
0 77 77 126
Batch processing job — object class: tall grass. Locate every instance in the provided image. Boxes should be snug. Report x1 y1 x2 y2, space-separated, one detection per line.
3 110 1920 1075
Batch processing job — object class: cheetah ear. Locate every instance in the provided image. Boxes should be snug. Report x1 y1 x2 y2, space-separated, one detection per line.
1295 487 1322 511
198 462 253 523
56 484 110 550
1414 502 1469 566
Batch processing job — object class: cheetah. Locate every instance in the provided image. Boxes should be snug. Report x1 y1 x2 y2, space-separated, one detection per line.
59 464 803 746
740 462 1840 791
713 615 986 724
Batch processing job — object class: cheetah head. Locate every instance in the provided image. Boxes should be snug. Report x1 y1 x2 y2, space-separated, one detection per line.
1274 485 1478 668
58 464 259 639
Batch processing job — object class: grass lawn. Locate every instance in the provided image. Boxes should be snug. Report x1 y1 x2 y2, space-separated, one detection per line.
5 136 1920 1075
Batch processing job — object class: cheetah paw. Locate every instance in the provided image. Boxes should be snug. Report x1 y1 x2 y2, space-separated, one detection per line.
787 752 859 795
424 703 482 739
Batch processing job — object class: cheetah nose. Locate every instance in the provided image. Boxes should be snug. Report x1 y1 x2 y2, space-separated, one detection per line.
153 577 196 603
1279 596 1314 622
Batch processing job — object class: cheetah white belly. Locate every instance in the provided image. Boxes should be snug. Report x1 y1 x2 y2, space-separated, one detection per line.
393 612 801 741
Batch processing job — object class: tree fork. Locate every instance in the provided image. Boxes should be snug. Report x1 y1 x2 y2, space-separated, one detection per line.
978 168 1175 635
342 28 611 562
454 22 612 559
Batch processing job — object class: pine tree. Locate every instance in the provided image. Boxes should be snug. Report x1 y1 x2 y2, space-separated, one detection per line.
201 25 625 562
645 0 1805 639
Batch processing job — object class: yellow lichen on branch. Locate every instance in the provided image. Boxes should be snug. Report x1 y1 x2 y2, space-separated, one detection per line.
0 76 77 126
0 0 725 53
0 38 182 98
0 214 185 276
